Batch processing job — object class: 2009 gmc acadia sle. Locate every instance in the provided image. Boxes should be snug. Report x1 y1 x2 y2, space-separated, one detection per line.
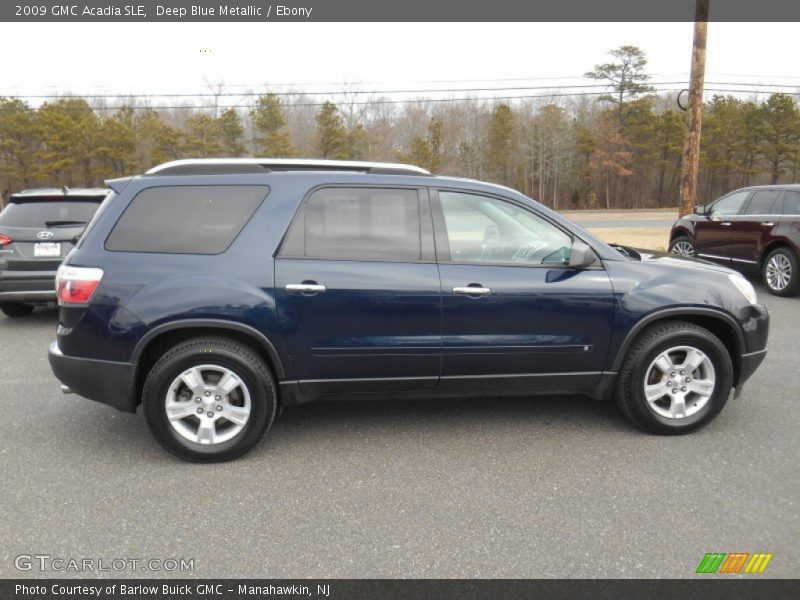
48 159 769 462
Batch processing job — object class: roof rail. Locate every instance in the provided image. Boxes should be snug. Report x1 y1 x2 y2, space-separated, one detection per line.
145 158 432 177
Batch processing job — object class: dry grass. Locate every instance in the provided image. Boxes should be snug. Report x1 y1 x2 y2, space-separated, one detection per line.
587 227 671 252
563 208 678 222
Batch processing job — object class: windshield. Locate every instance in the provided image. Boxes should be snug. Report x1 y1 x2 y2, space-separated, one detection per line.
0 200 102 228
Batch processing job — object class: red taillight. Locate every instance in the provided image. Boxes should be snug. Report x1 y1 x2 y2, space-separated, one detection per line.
55 265 104 304
0 234 11 246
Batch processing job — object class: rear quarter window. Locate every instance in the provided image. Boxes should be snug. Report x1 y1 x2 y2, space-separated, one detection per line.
780 191 800 215
105 185 268 254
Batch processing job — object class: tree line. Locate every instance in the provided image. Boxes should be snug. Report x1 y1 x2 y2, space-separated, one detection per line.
2 46 799 210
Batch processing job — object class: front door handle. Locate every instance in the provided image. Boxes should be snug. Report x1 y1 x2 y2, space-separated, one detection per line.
286 283 326 293
720 222 732 227
761 222 775 227
453 285 491 296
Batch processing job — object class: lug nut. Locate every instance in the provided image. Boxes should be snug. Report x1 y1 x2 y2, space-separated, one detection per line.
672 389 678 394
679 370 685 375
195 397 201 403
207 412 214 418
216 405 222 411
685 377 691 383
215 395 221 401
196 407 203 414
681 387 687 392
204 391 211 397
670 372 676 378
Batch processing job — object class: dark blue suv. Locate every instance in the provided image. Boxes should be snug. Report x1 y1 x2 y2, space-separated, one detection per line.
48 159 770 461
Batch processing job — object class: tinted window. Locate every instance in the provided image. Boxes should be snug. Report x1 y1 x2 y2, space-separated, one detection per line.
781 191 800 215
438 191 572 265
711 191 750 216
744 190 780 215
0 200 101 228
285 187 421 261
106 185 267 254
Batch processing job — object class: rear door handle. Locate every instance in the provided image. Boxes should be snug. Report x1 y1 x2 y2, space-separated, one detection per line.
286 283 326 293
453 285 491 296
720 222 732 227
761 222 774 227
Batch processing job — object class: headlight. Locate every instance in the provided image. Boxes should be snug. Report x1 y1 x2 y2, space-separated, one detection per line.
728 273 758 304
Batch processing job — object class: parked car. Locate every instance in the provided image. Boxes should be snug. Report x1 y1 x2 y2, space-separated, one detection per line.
0 187 109 316
669 185 800 296
48 159 769 462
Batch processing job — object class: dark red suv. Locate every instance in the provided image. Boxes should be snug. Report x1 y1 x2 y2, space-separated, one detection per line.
669 185 800 296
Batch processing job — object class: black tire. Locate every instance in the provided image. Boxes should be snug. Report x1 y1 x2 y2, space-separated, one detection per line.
762 247 799 297
616 321 733 435
0 302 35 317
668 235 695 257
142 337 277 462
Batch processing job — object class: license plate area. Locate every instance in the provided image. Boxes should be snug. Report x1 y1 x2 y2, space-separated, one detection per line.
34 242 61 257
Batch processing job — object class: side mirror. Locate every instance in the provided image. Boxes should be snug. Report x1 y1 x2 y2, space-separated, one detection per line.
694 205 707 215
569 239 598 269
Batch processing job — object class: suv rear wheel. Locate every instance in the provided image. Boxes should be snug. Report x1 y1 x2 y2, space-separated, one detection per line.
0 302 35 317
616 321 733 434
142 337 277 462
762 247 798 297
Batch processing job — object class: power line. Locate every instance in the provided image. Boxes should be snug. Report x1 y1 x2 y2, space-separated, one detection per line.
4 80 799 102
7 86 798 113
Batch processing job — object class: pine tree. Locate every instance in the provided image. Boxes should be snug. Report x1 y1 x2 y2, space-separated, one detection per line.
181 113 223 158
217 109 246 157
487 103 515 185
314 101 350 159
251 94 294 157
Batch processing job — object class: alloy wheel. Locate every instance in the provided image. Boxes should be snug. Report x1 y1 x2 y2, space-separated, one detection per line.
765 254 792 292
165 364 252 445
643 346 716 419
670 240 694 256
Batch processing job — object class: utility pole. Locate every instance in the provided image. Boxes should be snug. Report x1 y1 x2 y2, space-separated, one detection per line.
679 0 709 217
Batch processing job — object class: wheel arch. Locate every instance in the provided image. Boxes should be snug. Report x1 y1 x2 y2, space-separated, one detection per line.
610 308 744 385
131 320 286 406
759 240 797 268
669 226 693 244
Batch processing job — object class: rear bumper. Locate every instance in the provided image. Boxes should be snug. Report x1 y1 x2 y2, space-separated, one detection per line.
48 341 138 413
0 269 57 303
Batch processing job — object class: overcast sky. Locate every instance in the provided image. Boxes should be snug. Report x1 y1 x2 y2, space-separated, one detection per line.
0 22 798 104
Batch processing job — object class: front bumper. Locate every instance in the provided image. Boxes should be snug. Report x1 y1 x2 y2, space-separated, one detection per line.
48 341 138 412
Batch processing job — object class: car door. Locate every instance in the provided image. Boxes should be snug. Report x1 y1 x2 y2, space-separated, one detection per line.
728 189 782 267
694 189 751 264
275 185 441 395
431 189 615 393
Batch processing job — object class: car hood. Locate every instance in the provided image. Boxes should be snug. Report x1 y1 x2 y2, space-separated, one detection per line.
625 247 737 276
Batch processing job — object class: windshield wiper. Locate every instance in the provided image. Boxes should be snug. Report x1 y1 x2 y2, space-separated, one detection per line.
610 244 641 260
44 220 87 228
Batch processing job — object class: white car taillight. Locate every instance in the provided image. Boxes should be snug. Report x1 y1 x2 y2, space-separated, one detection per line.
56 265 104 304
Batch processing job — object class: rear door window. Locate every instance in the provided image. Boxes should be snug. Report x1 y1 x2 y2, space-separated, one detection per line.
743 190 781 215
280 187 422 261
0 200 101 228
105 185 268 254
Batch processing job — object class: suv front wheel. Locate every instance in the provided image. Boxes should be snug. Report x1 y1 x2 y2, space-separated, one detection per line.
142 337 277 462
616 321 733 434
